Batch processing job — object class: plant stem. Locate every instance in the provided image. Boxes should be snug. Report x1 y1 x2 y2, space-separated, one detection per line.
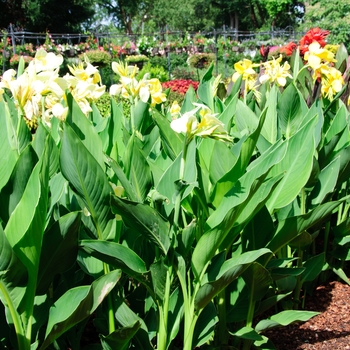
0 281 27 350
103 263 115 334
216 289 228 345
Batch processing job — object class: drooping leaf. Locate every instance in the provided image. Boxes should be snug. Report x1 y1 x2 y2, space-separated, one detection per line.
110 195 171 254
80 240 148 276
255 310 319 333
193 302 218 347
100 321 141 350
195 248 272 310
40 269 121 350
37 212 81 294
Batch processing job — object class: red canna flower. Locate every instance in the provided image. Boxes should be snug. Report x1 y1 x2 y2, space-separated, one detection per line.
299 27 330 55
280 42 298 56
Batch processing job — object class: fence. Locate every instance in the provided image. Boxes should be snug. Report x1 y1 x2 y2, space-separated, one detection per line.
1 26 305 78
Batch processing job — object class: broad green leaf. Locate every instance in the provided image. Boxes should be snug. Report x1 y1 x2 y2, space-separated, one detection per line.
80 240 148 275
0 100 18 191
261 84 278 143
230 326 264 341
333 218 350 246
192 172 282 279
325 103 348 143
267 115 317 211
60 123 115 240
211 108 267 207
156 140 197 216
133 99 153 134
65 93 105 170
335 43 348 72
195 248 272 310
0 144 38 224
255 310 319 333
197 63 215 111
309 157 340 207
40 270 121 350
0 225 28 310
242 205 274 251
110 195 171 254
301 253 325 283
123 134 152 202
167 287 184 347
105 155 140 202
100 321 141 350
235 99 259 133
288 230 313 249
193 302 218 347
242 262 272 302
277 83 307 138
32 122 59 177
152 109 184 161
37 212 80 294
114 296 154 350
267 200 344 254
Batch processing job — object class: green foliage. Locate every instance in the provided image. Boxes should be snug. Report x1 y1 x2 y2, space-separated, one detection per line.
137 62 169 82
81 50 112 66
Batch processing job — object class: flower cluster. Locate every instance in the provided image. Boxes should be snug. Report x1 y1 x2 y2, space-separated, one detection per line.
170 102 232 144
162 79 199 95
109 61 166 106
236 28 344 101
0 48 105 127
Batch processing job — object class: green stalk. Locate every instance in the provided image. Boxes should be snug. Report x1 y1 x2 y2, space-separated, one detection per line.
157 266 172 350
216 290 228 346
293 247 303 308
0 281 27 350
103 263 115 334
242 289 256 350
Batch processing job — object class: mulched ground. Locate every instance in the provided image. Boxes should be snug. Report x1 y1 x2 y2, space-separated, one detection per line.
264 280 350 350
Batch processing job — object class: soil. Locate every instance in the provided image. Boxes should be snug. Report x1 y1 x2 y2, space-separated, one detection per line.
263 280 350 350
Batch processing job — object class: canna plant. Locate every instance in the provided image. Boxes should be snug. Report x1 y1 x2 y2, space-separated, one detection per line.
0 26 349 350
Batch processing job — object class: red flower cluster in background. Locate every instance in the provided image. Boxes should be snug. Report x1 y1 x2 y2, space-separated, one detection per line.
298 27 330 55
259 27 331 60
162 79 199 95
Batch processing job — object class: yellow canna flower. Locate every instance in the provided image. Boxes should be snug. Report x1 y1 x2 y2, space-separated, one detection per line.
232 59 259 84
304 42 337 70
319 66 344 101
170 101 181 117
259 55 292 87
148 78 166 106
170 103 232 143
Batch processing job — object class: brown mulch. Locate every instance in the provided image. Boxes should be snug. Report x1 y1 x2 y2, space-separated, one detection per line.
263 280 350 350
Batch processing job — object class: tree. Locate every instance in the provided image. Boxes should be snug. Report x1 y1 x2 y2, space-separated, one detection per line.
301 0 350 48
0 0 96 33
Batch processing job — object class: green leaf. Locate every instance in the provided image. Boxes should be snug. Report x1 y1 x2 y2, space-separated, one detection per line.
255 310 319 333
230 326 264 341
152 109 184 161
0 100 18 191
309 157 340 207
0 144 38 224
65 93 105 170
60 123 115 240
267 115 317 211
195 248 272 310
267 200 344 254
80 240 148 275
193 302 218 347
123 134 152 202
0 225 28 310
100 321 141 350
277 83 307 138
156 140 197 216
261 84 278 143
242 262 272 302
37 212 80 294
301 253 325 283
197 63 215 110
110 196 171 254
40 270 122 350
114 296 154 350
